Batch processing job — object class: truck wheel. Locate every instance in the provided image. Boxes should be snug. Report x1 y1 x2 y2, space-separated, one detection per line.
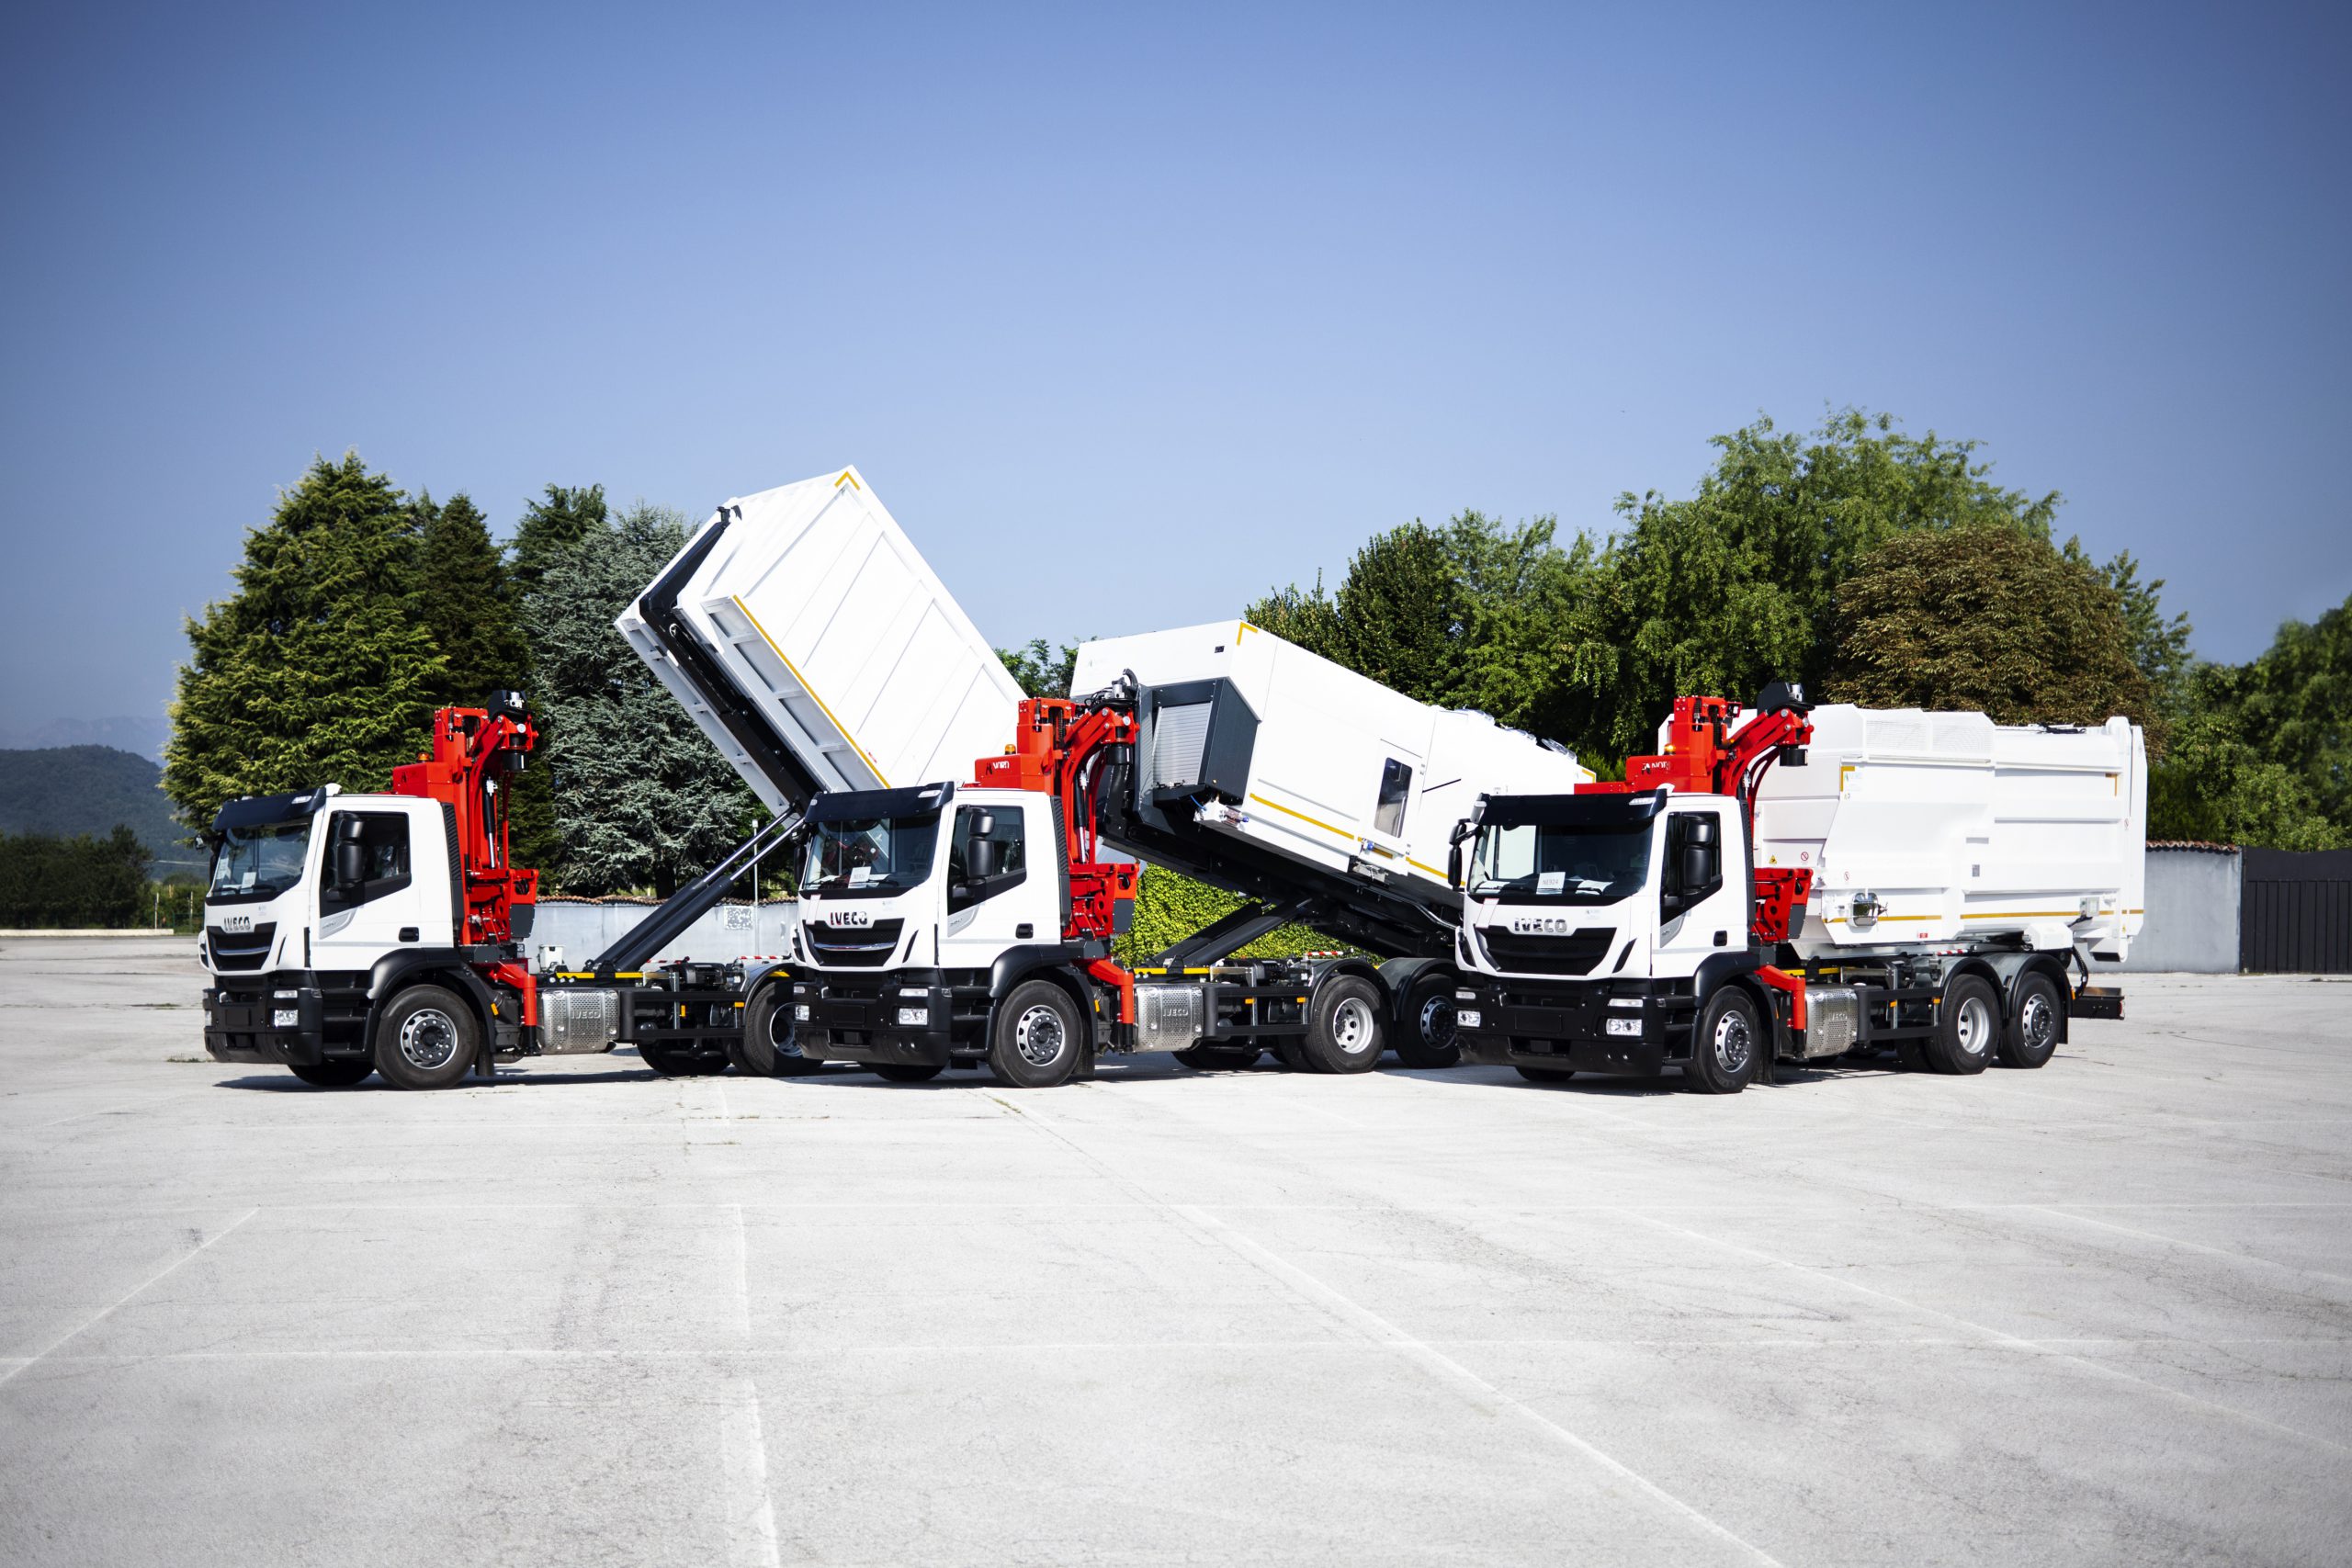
875 1063 944 1082
1928 975 1998 1075
1174 1045 1260 1070
289 1059 373 1088
734 986 823 1077
372 986 481 1091
1999 972 2062 1069
988 980 1083 1089
1303 976 1385 1074
1515 1065 1574 1083
1684 987 1758 1094
1392 975 1462 1069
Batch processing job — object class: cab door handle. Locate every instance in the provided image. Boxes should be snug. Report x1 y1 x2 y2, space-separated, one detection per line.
1015 923 1035 939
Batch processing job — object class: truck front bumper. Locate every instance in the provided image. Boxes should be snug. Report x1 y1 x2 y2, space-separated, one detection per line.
202 976 333 1066
1454 976 1690 1077
792 970 956 1067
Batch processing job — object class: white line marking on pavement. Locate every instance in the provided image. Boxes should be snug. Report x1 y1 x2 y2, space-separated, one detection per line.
1171 1203 1786 1568
988 1094 1781 1567
732 1202 753 1341
0 1207 257 1387
1621 1211 2351 1456
722 1376 782 1568
2022 1204 2352 1289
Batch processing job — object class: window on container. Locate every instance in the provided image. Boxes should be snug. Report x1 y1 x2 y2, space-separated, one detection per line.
1374 758 1413 838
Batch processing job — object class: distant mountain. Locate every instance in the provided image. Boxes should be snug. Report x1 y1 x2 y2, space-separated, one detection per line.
0 716 169 762
0 746 203 874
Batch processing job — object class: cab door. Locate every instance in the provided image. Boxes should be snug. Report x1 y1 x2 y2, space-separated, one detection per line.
311 803 443 970
1652 806 1746 979
937 798 1061 970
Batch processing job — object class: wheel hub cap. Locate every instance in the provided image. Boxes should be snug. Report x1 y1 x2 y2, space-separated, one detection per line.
1331 997 1376 1055
1713 1011 1752 1074
1014 1004 1065 1066
399 1009 458 1071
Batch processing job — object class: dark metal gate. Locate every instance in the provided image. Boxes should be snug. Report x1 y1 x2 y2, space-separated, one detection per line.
2240 849 2352 975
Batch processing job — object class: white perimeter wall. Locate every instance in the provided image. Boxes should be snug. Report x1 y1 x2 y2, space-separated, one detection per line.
2120 850 2241 974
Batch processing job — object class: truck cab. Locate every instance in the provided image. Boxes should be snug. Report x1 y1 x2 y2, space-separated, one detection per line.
788 782 1097 1085
1453 787 1756 1086
201 784 509 1089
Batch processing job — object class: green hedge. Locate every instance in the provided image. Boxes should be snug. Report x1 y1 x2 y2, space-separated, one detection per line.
1115 865 1362 966
0 826 152 927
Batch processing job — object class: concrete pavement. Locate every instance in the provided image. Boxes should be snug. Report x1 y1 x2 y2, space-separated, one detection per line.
2 937 2347 1565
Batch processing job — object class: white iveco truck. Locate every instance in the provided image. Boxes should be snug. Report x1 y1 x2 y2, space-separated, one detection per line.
202 468 1029 1087
784 620 1593 1086
1452 686 2143 1093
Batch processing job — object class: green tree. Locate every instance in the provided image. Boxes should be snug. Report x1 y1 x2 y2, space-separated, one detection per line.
526 502 759 895
2149 596 2352 848
506 483 610 874
0 826 150 927
997 638 1081 699
508 483 609 600
1557 411 2064 757
164 453 447 834
1826 525 2151 726
414 491 528 709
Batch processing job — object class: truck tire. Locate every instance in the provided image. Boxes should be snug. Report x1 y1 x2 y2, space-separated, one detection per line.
1174 1045 1261 1070
734 986 823 1077
875 1063 944 1082
372 985 481 1091
1926 975 1998 1076
988 980 1083 1089
1684 987 1758 1095
1515 1065 1574 1083
1392 974 1462 1069
1302 976 1385 1074
289 1059 373 1088
1999 972 2062 1069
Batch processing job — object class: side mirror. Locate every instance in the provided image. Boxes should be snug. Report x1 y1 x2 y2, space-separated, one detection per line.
1447 841 1463 891
334 840 367 890
1680 842 1712 893
967 838 999 882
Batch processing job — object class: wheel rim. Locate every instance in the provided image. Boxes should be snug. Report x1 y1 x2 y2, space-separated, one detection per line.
398 1008 459 1071
1330 996 1377 1056
1956 994 1994 1057
1712 1008 1753 1075
766 999 802 1058
2018 991 2055 1055
1013 1003 1066 1067
1416 994 1456 1051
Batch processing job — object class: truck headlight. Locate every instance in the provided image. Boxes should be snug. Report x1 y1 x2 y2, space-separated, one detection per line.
273 1009 300 1028
1457 1009 1482 1029
1605 1016 1642 1037
896 1007 929 1027
795 1004 811 1021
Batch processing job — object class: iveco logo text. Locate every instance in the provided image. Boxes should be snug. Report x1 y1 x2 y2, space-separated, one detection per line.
825 909 875 927
222 914 254 933
1510 916 1579 935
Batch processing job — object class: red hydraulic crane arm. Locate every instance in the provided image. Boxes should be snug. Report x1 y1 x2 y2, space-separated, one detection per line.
974 693 1142 1023
390 698 539 950
1584 689 1816 945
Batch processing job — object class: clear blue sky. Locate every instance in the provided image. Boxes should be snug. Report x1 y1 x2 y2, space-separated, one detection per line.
5 1 2347 740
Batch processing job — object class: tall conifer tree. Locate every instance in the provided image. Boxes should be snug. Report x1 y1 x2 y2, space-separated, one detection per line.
415 491 528 707
164 453 447 833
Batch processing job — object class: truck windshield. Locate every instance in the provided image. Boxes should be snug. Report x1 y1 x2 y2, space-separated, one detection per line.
801 810 942 897
1471 822 1653 906
208 819 313 902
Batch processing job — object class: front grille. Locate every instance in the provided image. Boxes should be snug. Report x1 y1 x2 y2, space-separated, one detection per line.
803 919 905 967
207 921 277 972
1477 925 1613 976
